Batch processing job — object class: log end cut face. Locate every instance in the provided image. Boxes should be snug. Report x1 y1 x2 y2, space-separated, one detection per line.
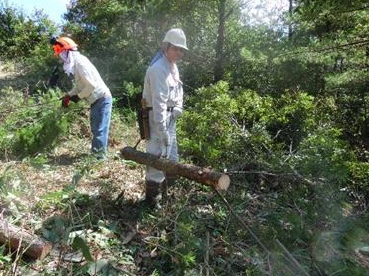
217 174 230 191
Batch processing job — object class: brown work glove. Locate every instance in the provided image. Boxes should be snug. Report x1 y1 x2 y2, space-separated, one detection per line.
61 95 70 107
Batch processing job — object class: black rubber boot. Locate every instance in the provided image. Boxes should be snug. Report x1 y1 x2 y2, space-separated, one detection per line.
161 180 168 204
144 180 161 207
162 176 176 204
165 176 177 187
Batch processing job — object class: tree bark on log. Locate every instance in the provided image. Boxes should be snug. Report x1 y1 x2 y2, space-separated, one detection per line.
0 218 52 260
121 146 230 191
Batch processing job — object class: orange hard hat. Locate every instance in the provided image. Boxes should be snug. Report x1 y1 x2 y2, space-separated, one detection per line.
51 37 78 56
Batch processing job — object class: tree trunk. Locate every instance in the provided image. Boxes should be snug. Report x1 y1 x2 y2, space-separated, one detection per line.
288 0 294 39
214 0 226 82
121 147 230 191
0 218 52 260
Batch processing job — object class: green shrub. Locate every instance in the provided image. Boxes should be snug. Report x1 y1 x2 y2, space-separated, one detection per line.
0 88 77 159
178 81 278 169
294 125 354 183
266 90 316 149
178 81 238 167
13 109 70 158
347 161 369 197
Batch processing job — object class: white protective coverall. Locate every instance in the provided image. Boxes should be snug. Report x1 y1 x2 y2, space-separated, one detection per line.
142 54 183 183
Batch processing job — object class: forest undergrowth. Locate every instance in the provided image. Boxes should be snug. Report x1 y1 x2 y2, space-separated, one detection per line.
1 68 369 276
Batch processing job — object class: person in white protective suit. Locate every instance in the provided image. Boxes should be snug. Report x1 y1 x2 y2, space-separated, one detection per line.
142 28 188 206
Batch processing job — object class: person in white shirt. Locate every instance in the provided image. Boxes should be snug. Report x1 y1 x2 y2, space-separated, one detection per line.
142 28 188 206
51 36 112 160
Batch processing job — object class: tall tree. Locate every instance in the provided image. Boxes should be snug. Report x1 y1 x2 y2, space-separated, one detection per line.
289 0 369 150
0 3 55 60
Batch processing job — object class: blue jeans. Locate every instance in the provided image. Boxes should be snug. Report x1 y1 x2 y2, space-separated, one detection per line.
90 96 112 158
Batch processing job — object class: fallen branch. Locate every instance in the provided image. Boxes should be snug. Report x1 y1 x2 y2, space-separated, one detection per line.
121 146 230 191
0 218 52 260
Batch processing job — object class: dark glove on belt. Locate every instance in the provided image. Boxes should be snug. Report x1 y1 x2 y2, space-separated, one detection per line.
69 95 80 103
61 95 70 107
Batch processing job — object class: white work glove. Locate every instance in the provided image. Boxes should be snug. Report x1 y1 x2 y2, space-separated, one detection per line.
159 130 170 146
159 130 170 158
171 107 183 120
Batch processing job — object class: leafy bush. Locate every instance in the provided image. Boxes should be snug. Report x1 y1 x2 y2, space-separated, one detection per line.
178 81 240 168
293 125 354 183
266 90 316 150
0 87 77 159
347 161 369 197
179 82 316 169
13 108 70 158
178 81 274 168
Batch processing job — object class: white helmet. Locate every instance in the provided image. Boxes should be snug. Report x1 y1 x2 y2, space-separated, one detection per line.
163 28 188 50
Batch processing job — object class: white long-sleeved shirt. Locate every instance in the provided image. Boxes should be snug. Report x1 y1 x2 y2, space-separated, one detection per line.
142 55 183 130
68 52 111 104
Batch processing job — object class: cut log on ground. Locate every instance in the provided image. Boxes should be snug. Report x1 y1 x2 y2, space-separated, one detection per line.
0 218 52 260
121 146 230 191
